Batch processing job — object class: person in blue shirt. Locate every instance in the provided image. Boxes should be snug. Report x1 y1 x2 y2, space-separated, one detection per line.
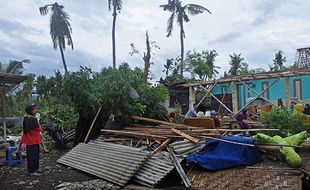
185 102 198 118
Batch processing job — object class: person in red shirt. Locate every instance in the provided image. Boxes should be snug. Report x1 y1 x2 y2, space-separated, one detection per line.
22 104 42 176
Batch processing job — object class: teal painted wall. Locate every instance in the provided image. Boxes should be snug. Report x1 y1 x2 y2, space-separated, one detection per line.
211 75 310 103
212 78 286 100
289 75 310 100
212 82 232 94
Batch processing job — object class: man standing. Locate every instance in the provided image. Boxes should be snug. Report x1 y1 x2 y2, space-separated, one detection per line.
185 102 198 118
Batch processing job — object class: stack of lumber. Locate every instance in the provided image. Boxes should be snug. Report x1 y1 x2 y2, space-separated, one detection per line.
100 116 281 155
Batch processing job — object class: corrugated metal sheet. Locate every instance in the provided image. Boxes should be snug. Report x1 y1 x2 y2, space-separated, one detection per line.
57 141 148 186
133 153 176 187
169 139 205 155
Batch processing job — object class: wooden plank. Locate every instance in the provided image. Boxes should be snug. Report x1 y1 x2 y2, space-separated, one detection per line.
171 128 199 144
150 139 172 157
132 116 196 129
103 138 131 142
101 129 167 140
84 106 103 143
204 136 255 147
191 128 279 132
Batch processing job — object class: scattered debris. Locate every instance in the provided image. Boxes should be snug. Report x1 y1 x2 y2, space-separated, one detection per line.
55 179 118 190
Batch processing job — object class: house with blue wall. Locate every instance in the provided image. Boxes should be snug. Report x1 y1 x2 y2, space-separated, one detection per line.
167 70 310 114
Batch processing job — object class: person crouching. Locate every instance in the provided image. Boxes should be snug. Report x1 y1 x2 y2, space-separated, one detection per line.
22 104 42 176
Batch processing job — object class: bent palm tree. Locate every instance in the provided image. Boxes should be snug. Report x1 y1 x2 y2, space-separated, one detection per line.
0 59 30 74
39 2 74 74
160 0 211 77
108 0 123 69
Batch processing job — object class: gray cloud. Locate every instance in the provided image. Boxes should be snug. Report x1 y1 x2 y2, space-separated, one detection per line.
210 32 241 44
0 18 39 35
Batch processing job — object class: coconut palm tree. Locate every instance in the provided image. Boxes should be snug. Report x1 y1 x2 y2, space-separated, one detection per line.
108 0 123 69
228 53 247 76
0 59 29 74
39 2 74 74
160 0 211 77
0 59 30 116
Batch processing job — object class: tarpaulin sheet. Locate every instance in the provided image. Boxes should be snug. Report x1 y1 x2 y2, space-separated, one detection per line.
186 136 261 171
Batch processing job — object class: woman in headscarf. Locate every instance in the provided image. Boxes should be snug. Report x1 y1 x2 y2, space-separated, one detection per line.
21 104 42 176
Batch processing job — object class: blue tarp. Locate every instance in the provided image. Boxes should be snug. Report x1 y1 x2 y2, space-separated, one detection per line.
186 136 262 171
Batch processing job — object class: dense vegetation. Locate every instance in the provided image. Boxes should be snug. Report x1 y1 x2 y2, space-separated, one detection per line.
261 108 309 137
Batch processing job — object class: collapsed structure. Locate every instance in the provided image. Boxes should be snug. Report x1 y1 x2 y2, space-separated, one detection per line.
58 116 310 189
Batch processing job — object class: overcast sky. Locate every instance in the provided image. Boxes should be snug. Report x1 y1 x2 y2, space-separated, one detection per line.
0 0 309 80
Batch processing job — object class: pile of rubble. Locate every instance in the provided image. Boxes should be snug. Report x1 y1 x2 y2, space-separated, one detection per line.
57 116 310 189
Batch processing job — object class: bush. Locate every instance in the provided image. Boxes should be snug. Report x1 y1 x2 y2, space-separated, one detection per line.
62 64 169 126
101 64 169 123
40 104 78 133
261 108 308 137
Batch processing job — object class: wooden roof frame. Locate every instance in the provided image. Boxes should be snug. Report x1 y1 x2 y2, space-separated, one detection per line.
179 70 310 87
1 72 27 143
0 72 28 87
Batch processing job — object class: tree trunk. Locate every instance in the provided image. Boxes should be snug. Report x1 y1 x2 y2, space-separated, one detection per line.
180 20 184 78
112 7 117 69
59 41 68 74
143 31 151 83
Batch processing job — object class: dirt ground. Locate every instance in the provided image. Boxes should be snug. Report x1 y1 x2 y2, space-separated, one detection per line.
0 146 96 190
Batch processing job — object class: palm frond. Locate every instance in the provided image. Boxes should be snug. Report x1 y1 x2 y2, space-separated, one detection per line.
39 5 52 16
21 59 30 64
166 12 175 37
108 0 112 10
115 0 123 10
185 4 212 15
183 12 190 22
160 4 175 12
6 60 27 74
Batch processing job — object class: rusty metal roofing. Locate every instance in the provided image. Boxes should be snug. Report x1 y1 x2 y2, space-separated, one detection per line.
133 153 176 187
57 141 148 186
169 139 205 155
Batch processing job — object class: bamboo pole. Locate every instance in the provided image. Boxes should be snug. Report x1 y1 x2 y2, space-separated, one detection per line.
132 116 196 129
197 81 218 107
199 84 233 113
84 106 102 143
237 78 278 107
233 77 281 117
204 136 255 147
218 82 232 113
191 128 279 132
2 84 6 143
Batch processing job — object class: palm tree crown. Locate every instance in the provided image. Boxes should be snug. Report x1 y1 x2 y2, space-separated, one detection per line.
39 2 73 74
228 53 246 76
160 0 211 77
0 59 30 74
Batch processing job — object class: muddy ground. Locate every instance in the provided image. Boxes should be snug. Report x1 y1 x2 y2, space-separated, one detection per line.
0 146 96 190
